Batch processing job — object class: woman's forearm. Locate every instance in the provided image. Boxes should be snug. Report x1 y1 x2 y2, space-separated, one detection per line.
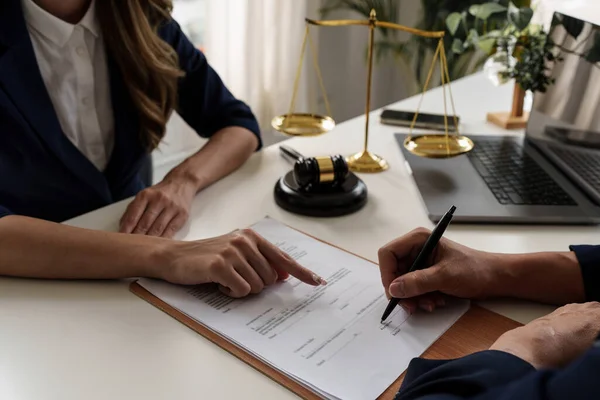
164 127 258 192
0 215 167 279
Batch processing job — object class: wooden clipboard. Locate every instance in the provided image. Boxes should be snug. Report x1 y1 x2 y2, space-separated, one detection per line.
130 231 522 400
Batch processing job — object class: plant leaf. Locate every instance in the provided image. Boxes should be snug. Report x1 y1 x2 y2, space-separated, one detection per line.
472 3 507 20
508 2 533 31
477 37 497 54
585 32 600 63
484 29 502 39
452 38 465 54
467 29 479 42
446 12 462 35
469 5 481 17
561 15 585 39
464 29 479 48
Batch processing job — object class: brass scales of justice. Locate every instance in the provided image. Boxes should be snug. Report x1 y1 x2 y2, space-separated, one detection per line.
271 9 475 173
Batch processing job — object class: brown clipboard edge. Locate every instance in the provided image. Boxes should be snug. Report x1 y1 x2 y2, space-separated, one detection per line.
129 222 523 400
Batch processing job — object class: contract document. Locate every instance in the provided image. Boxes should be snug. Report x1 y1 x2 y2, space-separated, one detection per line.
138 218 469 400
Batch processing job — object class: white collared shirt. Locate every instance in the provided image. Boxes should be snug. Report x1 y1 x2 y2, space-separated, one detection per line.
22 0 114 171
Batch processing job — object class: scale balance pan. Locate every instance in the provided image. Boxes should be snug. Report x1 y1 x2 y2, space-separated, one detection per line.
271 113 336 137
403 134 474 159
274 171 367 217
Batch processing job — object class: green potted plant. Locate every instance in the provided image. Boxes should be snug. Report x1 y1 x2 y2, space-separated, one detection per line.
446 2 600 128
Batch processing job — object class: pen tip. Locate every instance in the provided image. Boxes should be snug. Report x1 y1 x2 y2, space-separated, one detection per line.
449 205 456 214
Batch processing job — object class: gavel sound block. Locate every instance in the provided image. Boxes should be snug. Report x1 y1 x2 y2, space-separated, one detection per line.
274 152 368 217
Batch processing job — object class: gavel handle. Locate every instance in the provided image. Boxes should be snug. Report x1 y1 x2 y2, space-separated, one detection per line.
279 145 306 164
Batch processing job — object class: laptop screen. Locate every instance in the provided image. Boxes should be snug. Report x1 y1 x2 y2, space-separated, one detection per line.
526 12 600 149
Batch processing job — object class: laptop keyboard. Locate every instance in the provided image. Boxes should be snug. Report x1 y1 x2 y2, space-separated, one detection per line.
548 145 600 194
467 140 577 206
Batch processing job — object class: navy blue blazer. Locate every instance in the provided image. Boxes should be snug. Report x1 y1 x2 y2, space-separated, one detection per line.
0 0 260 222
397 245 600 400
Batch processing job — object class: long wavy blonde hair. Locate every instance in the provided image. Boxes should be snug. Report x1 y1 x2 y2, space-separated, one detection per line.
97 0 184 150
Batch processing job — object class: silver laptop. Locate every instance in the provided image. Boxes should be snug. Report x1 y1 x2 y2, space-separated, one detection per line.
398 12 600 224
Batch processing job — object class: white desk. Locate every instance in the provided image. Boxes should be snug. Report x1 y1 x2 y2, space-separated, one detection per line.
2 73 599 400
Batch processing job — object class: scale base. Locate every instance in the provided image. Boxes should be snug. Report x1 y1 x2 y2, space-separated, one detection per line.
346 150 388 173
274 171 368 217
487 111 529 130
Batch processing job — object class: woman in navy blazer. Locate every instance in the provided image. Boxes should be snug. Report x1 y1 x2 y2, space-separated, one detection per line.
378 229 600 399
0 0 327 294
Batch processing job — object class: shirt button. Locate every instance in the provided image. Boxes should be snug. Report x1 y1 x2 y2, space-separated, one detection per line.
76 47 85 56
82 97 90 106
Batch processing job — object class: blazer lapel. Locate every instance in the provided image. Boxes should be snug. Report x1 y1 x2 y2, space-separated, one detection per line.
0 0 111 201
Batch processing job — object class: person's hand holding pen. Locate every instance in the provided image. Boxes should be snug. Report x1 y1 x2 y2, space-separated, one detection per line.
377 226 585 314
378 227 498 313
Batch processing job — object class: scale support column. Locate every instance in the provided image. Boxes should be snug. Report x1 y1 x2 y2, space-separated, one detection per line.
345 10 389 173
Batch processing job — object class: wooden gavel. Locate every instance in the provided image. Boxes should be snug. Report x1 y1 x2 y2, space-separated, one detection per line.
279 146 350 189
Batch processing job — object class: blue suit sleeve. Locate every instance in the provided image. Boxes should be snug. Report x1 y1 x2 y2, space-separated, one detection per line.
570 245 600 302
159 19 262 149
396 347 600 400
396 351 534 399
0 205 12 218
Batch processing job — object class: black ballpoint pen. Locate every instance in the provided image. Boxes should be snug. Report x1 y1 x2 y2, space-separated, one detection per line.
381 205 457 323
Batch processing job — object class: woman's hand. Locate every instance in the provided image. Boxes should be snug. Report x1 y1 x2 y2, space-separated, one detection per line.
119 126 259 239
154 229 326 297
120 177 196 238
490 302 600 369
377 228 584 313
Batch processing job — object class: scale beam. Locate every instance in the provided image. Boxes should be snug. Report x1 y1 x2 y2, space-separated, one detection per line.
304 18 370 27
305 18 445 39
273 9 474 170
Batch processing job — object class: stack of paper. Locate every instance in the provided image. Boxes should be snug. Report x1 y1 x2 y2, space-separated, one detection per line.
138 218 469 400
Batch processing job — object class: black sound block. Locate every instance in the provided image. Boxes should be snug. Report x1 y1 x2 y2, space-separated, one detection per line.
274 171 368 217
